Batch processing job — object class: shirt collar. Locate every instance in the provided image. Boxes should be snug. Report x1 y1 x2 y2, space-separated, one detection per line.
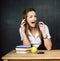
28 29 39 38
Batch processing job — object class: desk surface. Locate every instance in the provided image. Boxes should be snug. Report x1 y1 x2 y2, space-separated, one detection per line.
2 50 60 60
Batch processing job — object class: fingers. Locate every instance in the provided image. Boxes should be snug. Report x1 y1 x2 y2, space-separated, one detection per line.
38 22 46 33
21 19 26 24
20 19 26 27
39 22 44 25
38 22 43 27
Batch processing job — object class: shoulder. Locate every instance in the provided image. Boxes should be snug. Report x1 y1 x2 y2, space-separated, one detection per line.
45 24 49 29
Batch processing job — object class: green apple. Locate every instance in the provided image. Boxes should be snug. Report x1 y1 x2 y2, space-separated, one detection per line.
31 46 38 54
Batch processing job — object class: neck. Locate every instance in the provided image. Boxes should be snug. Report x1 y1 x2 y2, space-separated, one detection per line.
29 27 36 32
29 27 38 37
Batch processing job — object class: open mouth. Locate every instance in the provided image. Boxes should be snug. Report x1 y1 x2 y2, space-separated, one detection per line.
31 22 36 24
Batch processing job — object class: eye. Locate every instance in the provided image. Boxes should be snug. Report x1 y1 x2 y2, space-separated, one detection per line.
34 15 37 17
29 16 33 18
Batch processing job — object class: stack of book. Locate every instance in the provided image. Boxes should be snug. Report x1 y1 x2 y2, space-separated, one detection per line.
15 45 31 53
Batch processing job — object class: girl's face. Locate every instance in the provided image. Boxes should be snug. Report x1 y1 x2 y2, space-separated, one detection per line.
26 11 37 28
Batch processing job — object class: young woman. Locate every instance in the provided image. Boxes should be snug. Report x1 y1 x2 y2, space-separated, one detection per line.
19 8 52 50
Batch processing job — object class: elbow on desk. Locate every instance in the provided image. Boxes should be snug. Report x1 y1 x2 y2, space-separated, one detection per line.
47 47 52 51
46 45 52 51
45 42 52 50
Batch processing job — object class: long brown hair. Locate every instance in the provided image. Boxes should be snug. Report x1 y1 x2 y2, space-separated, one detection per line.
22 8 42 39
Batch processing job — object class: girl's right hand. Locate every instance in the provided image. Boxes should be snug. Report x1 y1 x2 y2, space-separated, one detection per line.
20 19 26 33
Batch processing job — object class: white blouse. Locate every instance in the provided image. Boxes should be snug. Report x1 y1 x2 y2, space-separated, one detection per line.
19 25 51 48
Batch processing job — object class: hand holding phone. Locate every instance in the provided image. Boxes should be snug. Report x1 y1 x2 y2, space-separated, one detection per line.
20 19 26 33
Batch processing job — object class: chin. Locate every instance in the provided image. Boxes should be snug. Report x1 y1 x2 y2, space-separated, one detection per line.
29 24 36 28
30 25 36 28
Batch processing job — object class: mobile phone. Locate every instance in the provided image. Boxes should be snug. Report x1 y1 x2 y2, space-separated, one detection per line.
37 52 44 54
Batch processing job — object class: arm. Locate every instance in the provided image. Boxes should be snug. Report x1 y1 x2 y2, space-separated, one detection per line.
39 22 52 50
19 19 31 46
20 29 31 46
42 31 52 50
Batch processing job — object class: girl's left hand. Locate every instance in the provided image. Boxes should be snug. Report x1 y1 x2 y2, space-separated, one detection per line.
38 22 46 33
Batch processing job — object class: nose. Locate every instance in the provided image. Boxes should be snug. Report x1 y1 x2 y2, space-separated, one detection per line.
32 17 37 21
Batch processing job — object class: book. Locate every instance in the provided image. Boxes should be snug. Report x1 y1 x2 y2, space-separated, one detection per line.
15 45 31 53
16 45 31 48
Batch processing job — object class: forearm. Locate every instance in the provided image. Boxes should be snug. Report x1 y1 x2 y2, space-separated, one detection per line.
22 32 31 46
44 38 52 50
42 32 52 50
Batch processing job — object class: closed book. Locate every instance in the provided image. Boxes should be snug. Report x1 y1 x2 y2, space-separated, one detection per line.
15 45 31 53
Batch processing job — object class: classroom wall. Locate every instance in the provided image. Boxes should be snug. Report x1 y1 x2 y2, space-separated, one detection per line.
0 0 60 61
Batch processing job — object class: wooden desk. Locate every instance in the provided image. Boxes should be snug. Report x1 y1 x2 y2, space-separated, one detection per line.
2 50 60 61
